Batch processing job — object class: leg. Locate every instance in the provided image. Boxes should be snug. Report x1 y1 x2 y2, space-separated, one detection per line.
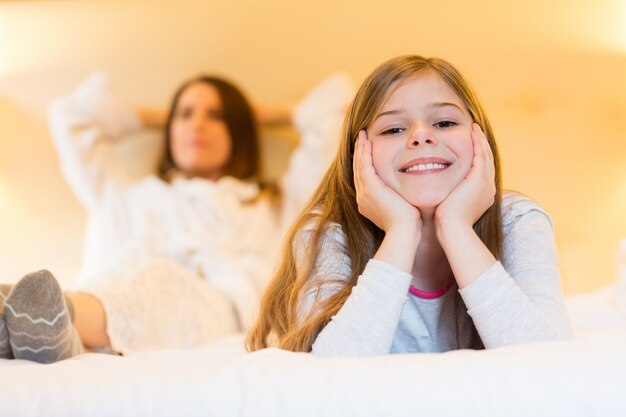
82 259 238 353
0 284 13 359
65 292 110 349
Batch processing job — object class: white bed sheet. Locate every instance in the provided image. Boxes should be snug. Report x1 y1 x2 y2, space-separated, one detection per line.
0 284 624 417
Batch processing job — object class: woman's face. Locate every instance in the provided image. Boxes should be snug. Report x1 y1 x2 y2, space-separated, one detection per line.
169 82 232 180
366 73 475 209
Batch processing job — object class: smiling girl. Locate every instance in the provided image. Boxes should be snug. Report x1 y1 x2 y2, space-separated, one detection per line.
247 55 572 355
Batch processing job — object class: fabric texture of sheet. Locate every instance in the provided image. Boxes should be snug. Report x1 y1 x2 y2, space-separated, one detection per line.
0 331 623 417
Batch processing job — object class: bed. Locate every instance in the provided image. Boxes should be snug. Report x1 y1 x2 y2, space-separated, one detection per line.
0 281 624 417
4 90 624 416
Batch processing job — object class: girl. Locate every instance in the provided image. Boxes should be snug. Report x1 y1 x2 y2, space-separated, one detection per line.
247 55 572 355
0 70 353 362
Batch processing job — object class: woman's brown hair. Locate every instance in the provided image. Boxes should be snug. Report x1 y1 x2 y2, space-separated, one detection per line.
247 55 502 352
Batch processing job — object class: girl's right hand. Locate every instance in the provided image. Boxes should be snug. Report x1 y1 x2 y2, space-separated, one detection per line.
353 130 422 238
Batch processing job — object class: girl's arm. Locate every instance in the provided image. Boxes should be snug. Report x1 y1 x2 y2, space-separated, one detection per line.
299 132 422 356
295 225 413 357
434 123 498 288
48 72 142 210
354 132 422 272
457 199 572 347
435 125 571 346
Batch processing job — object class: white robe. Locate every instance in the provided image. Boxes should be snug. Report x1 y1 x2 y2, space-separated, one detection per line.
48 72 353 353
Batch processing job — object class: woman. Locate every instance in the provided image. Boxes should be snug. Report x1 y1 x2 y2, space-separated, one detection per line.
0 70 352 362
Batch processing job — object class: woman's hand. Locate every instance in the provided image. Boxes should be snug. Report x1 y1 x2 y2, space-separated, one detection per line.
434 123 496 234
253 102 295 126
354 130 422 239
137 106 167 129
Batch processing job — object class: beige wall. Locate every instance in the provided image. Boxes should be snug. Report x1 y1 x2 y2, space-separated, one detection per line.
1 0 625 293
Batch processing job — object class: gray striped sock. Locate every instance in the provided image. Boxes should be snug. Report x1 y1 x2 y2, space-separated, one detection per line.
0 284 13 359
5 270 83 363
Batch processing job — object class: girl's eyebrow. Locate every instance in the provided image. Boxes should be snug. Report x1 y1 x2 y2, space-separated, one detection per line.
373 101 464 122
430 102 464 111
373 108 404 122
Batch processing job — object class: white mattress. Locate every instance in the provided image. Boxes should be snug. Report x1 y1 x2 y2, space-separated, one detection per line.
0 284 624 417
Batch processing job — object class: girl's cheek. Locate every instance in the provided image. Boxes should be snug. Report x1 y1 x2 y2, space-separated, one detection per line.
458 135 475 164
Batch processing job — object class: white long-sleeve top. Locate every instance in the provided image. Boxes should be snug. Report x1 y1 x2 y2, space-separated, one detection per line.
295 193 573 356
48 72 353 331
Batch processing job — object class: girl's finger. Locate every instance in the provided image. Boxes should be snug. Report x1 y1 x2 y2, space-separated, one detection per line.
475 123 495 180
353 131 363 179
362 134 374 176
360 140 373 192
470 123 485 171
354 130 367 191
358 132 385 194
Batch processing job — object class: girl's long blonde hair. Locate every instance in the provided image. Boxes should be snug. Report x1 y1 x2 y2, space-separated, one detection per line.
246 55 503 352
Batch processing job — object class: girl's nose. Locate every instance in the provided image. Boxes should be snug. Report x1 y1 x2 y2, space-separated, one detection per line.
407 126 437 148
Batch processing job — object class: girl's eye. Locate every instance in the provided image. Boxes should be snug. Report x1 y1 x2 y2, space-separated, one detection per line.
381 127 405 135
434 120 457 128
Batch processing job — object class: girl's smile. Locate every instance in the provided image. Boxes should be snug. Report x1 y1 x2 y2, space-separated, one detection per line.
399 157 452 174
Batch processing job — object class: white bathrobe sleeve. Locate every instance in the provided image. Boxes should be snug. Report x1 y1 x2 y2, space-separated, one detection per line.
48 71 142 210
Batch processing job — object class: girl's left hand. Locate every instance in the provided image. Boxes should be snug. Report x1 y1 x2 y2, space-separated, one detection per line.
434 123 496 231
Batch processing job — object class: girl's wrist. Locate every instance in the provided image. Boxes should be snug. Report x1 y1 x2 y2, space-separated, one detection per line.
436 220 475 250
386 223 421 247
374 226 421 273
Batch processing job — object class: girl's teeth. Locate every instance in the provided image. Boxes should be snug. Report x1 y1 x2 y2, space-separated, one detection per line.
405 163 447 172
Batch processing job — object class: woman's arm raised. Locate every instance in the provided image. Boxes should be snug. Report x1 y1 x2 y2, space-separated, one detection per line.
48 71 142 209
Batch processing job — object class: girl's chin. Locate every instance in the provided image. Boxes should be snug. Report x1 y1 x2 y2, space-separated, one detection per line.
408 195 447 208
393 184 455 214
407 197 446 211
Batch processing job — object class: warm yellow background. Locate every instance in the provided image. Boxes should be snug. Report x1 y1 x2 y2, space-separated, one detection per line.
1 0 625 293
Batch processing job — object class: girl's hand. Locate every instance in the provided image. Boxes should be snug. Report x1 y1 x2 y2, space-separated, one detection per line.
434 123 496 233
353 130 421 237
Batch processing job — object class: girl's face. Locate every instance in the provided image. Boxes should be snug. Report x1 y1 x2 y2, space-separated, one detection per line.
366 73 475 209
170 82 232 180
